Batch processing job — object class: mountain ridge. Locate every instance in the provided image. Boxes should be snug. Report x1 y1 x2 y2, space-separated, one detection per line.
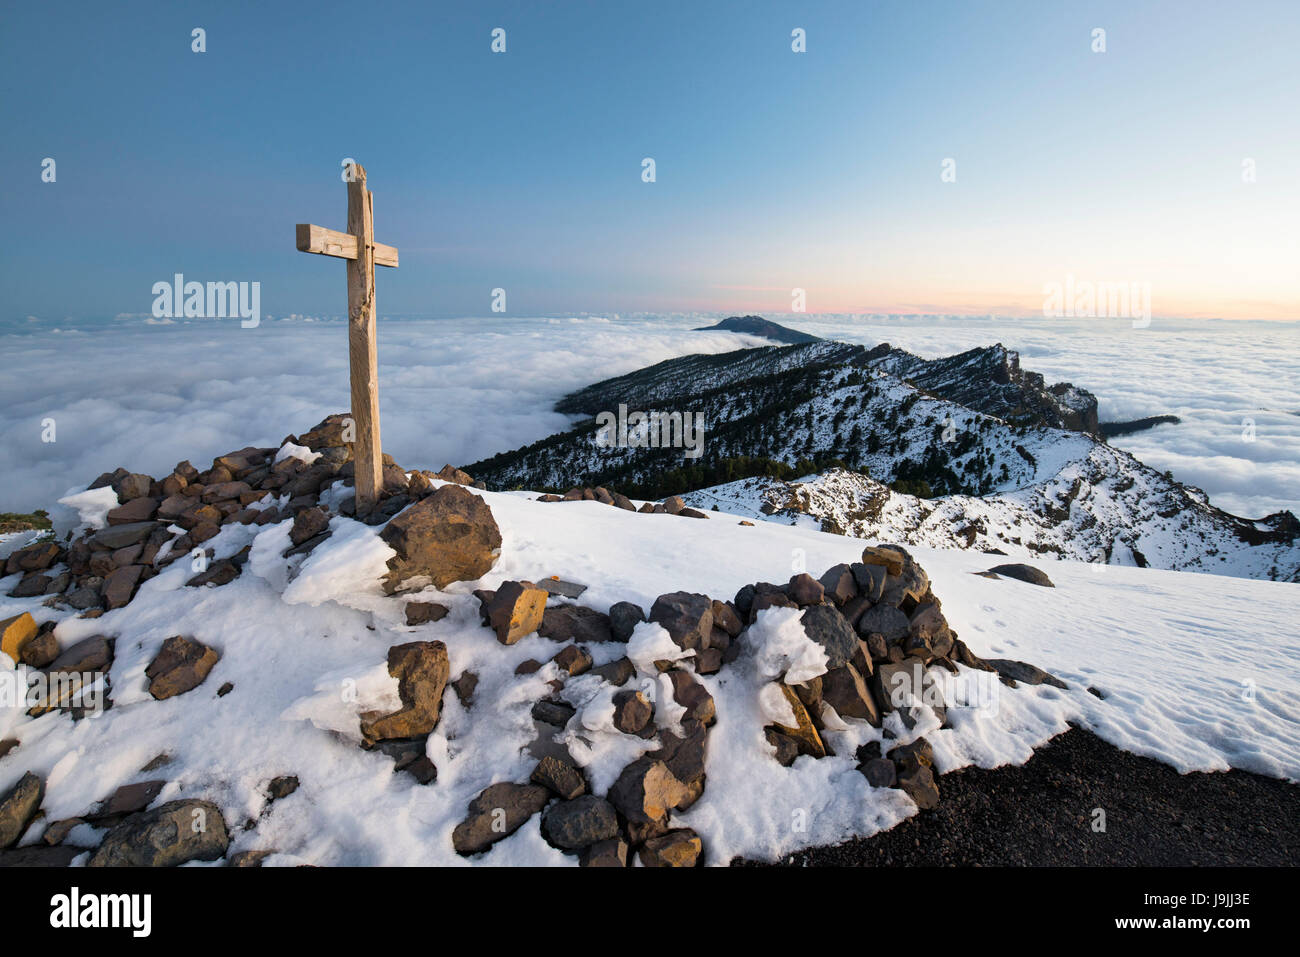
466 330 1298 581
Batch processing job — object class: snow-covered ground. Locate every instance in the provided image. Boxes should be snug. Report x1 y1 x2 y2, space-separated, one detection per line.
3 481 1297 865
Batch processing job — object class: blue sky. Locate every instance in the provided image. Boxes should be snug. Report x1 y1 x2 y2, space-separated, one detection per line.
2 0 1297 320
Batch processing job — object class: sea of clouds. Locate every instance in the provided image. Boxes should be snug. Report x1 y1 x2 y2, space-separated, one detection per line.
1 313 1297 519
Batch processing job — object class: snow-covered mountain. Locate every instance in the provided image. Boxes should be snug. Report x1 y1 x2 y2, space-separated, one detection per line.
469 339 1299 581
683 467 1299 582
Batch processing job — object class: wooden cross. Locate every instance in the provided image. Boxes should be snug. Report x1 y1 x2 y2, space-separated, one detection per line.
295 162 398 514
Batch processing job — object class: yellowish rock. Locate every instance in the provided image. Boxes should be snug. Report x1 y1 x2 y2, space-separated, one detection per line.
773 683 826 758
0 613 38 662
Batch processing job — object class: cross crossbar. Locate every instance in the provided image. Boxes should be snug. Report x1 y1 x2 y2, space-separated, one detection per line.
295 223 399 268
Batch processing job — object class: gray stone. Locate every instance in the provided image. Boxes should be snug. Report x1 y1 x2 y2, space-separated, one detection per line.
580 837 628 867
857 604 911 642
451 782 549 856
608 601 645 642
88 800 229 866
985 658 1068 689
987 563 1055 587
800 604 859 669
531 755 587 800
538 603 614 643
648 592 713 651
859 757 897 788
541 795 619 850
0 772 44 848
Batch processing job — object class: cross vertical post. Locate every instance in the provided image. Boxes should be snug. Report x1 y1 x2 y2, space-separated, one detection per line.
295 162 399 515
346 165 382 511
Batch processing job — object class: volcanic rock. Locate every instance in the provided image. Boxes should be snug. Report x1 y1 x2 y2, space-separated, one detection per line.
647 592 713 650
0 773 44 848
146 635 220 700
451 782 549 856
486 581 548 644
608 601 646 642
987 563 1055 587
405 601 450 626
607 758 687 825
542 795 620 850
380 484 501 591
359 641 449 741
88 800 229 867
800 604 858 669
531 755 587 800
612 689 653 734
538 603 614 643
639 828 702 867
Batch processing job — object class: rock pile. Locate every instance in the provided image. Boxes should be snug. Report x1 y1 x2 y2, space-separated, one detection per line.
433 540 1052 867
4 413 489 617
536 487 709 519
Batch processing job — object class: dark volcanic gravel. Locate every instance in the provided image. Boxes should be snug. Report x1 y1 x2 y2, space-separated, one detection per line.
736 726 1300 866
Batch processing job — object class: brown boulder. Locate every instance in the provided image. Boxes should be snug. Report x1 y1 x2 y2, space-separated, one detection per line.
648 592 713 650
451 782 549 856
538 603 615 643
0 772 44 848
768 684 826 758
860 545 904 576
6 541 61 574
820 663 881 725
405 601 450 626
580 837 628 867
709 599 743 637
290 507 330 546
531 755 587 800
19 629 59 668
895 763 940 809
436 464 475 486
486 581 547 644
551 644 593 676
639 828 702 867
102 564 143 609
612 690 653 734
818 563 858 605
787 573 825 606
113 472 153 502
666 670 716 725
147 635 220 700
359 641 450 741
607 758 687 825
379 484 501 591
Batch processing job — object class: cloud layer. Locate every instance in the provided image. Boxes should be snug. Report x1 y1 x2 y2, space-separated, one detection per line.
2 314 1296 519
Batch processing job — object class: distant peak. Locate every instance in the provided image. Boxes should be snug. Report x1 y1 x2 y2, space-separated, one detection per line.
693 315 821 345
